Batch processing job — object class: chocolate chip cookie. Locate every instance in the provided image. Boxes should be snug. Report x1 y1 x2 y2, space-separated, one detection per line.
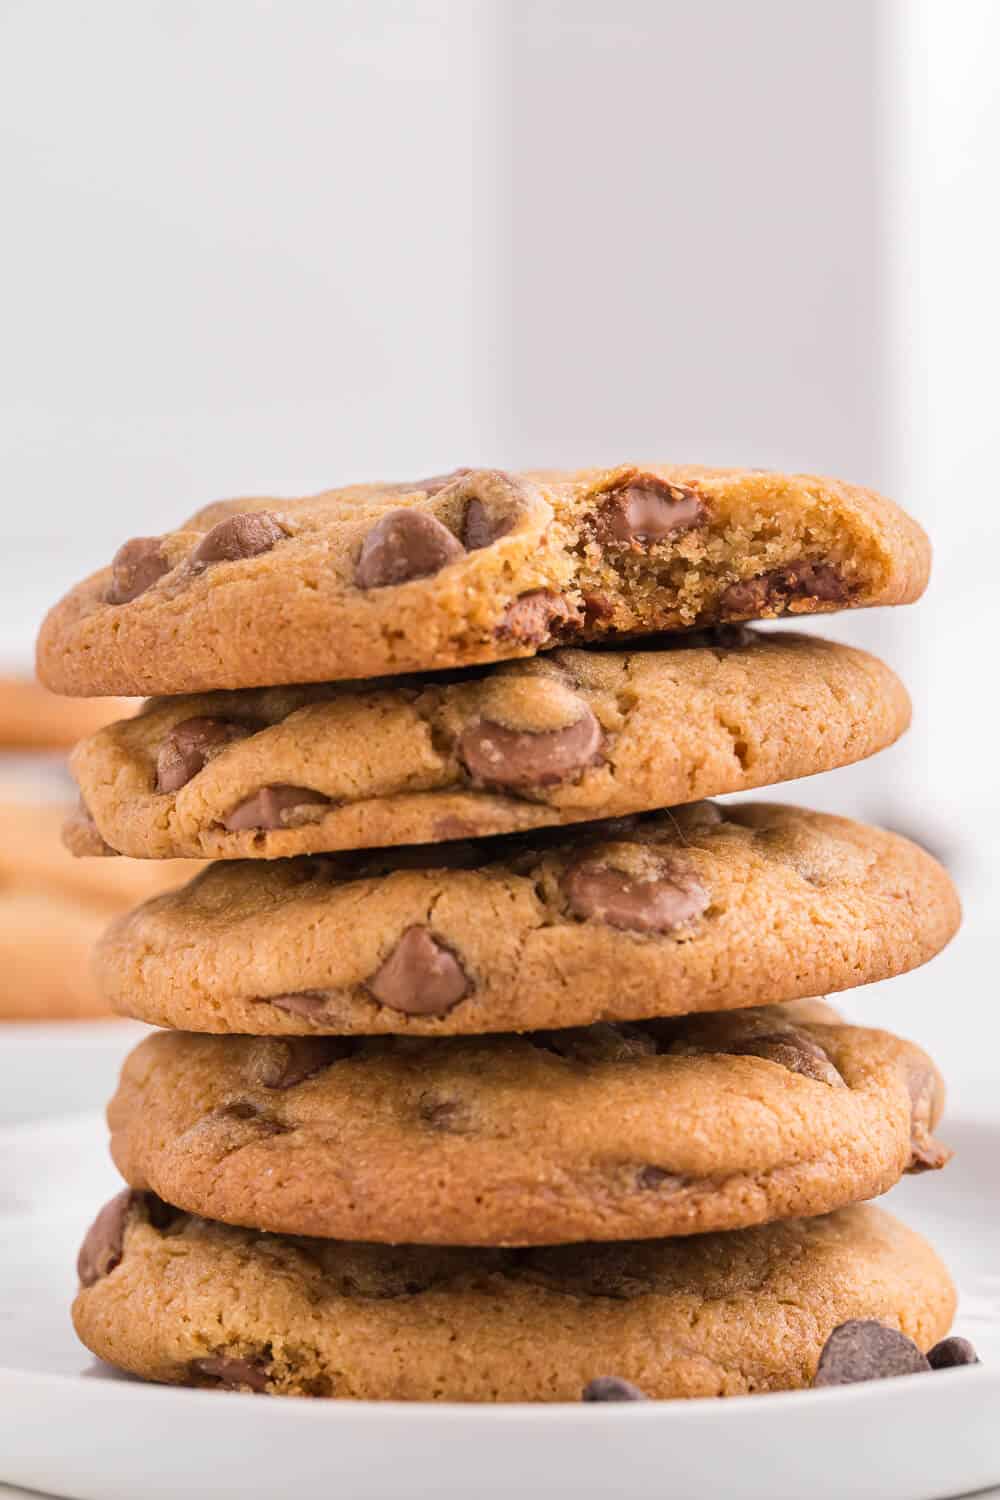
106 1001 948 1244
67 631 911 860
72 1196 954 1399
37 465 930 696
96 803 960 1036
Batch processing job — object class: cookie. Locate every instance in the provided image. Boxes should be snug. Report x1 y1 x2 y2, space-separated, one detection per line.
0 799 200 1021
37 465 930 697
72 1197 955 1400
0 677 134 750
106 1001 949 1245
96 803 961 1036
66 630 911 861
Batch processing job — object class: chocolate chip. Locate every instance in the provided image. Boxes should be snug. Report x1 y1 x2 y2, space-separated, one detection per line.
496 590 578 646
191 1356 270 1393
214 1100 290 1135
222 784 331 832
462 497 513 550
267 992 334 1023
459 706 602 790
156 716 255 794
418 1094 474 1133
719 562 848 618
927 1337 980 1370
581 592 615 626
367 926 470 1015
582 1376 649 1402
354 509 464 589
409 467 473 496
77 1189 138 1287
246 1037 350 1089
191 511 288 566
636 1166 686 1192
562 856 709 935
906 1062 951 1172
813 1321 930 1386
532 1023 659 1064
597 474 704 543
106 537 170 605
723 1029 846 1088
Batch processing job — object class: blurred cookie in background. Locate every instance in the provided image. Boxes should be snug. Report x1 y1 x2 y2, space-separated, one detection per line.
0 676 135 752
0 796 199 1022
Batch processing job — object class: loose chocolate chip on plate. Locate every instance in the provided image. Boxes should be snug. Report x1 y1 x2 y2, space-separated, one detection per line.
459 706 602 790
77 1188 138 1287
496 590 578 646
191 512 288 566
354 509 465 589
192 1356 270 1393
367 926 470 1016
927 1337 980 1370
582 1376 649 1402
223 784 331 832
106 537 170 605
812 1320 930 1386
156 716 256 794
562 856 709 935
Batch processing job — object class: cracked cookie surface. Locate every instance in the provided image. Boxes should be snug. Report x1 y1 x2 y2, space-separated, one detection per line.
66 630 910 861
96 803 961 1035
106 1000 949 1244
37 465 930 696
72 1197 954 1399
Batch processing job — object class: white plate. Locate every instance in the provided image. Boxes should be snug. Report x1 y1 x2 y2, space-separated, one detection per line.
0 1112 997 1500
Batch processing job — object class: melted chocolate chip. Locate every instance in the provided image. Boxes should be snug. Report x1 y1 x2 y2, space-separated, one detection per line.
496 590 578 646
156 717 255 794
463 498 513 550
246 1037 350 1089
459 706 602 790
107 537 170 605
223 784 331 832
191 512 288 566
366 926 470 1015
562 856 709 935
719 562 848 618
354 509 464 589
77 1188 138 1287
597 474 704 543
191 1356 270 1393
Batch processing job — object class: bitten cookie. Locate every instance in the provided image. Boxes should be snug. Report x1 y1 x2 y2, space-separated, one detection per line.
37 465 930 696
95 803 961 1036
106 1002 949 1245
72 1197 954 1400
66 630 911 861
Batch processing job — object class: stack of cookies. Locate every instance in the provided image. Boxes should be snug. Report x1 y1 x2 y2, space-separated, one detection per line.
39 465 968 1399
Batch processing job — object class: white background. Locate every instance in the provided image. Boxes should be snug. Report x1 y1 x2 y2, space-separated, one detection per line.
0 0 997 1085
